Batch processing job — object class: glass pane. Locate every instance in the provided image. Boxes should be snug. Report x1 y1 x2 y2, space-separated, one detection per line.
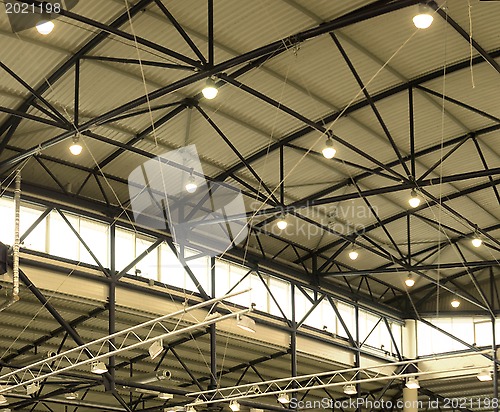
115 228 135 273
268 278 291 319
136 237 158 280
249 273 268 312
79 218 108 267
0 198 14 246
48 212 79 261
20 205 46 252
159 243 186 289
337 302 355 339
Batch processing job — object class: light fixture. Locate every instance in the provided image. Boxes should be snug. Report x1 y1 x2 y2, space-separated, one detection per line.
413 3 434 29
236 314 256 333
405 274 415 288
229 400 240 412
26 382 40 395
185 173 198 194
408 189 421 208
186 406 196 412
276 215 288 230
90 360 108 374
477 369 492 382
321 138 336 159
451 298 461 308
202 78 218 99
343 384 357 395
472 236 483 248
0 395 7 406
65 392 78 400
36 20 55 35
158 392 174 401
148 340 164 360
405 377 420 389
348 245 359 261
69 135 83 156
277 393 290 404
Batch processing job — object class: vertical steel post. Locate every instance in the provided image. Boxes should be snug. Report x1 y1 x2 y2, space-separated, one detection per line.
108 223 116 390
209 256 217 391
355 305 361 410
493 317 498 412
291 284 297 405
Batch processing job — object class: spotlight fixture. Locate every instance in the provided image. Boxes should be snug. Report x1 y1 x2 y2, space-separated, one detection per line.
405 377 420 389
321 138 336 159
413 3 433 29
471 236 483 248
90 360 108 374
148 340 164 360
343 384 357 395
185 173 198 194
69 135 83 156
408 189 421 208
202 78 218 99
158 392 174 400
405 274 415 288
186 406 196 412
0 395 7 406
277 393 290 404
348 245 359 261
26 382 40 395
229 400 240 412
36 20 55 35
451 298 461 308
477 369 492 382
276 215 288 230
65 392 78 400
236 314 256 333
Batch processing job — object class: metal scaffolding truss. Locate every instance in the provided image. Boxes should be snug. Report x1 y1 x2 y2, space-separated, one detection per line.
187 350 493 406
0 291 250 395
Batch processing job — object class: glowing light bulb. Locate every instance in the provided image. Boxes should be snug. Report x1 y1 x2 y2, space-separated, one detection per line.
185 175 198 193
276 217 288 230
408 190 420 208
413 4 433 29
322 138 336 159
348 249 358 260
451 298 460 308
471 237 482 248
405 275 415 287
202 78 218 99
69 137 82 156
36 20 55 35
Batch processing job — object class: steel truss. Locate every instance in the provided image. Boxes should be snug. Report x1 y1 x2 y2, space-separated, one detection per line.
0 290 250 395
187 350 493 406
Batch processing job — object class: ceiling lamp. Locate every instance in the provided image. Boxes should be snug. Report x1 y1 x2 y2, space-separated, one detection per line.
343 384 357 395
0 395 7 406
408 189 421 208
36 20 55 35
202 78 218 99
229 400 240 412
471 236 482 248
321 138 336 159
413 3 433 29
186 407 196 412
236 314 256 333
26 382 40 395
65 392 78 400
158 392 174 400
405 377 420 389
148 340 164 360
348 245 359 261
276 215 288 230
451 298 461 308
90 360 108 374
277 393 290 404
405 274 415 287
69 135 83 156
185 173 198 194
477 370 492 382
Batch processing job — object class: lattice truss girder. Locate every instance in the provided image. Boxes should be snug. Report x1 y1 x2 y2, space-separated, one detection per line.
0 291 250 394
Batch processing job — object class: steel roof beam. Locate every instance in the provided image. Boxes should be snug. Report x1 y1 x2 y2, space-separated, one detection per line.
0 0 156 155
0 0 422 170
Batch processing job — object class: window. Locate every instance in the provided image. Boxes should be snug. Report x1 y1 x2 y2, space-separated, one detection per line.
79 218 108 267
336 302 355 339
115 228 135 273
0 198 14 245
269 277 291 319
20 205 46 252
135 236 158 280
48 211 79 261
